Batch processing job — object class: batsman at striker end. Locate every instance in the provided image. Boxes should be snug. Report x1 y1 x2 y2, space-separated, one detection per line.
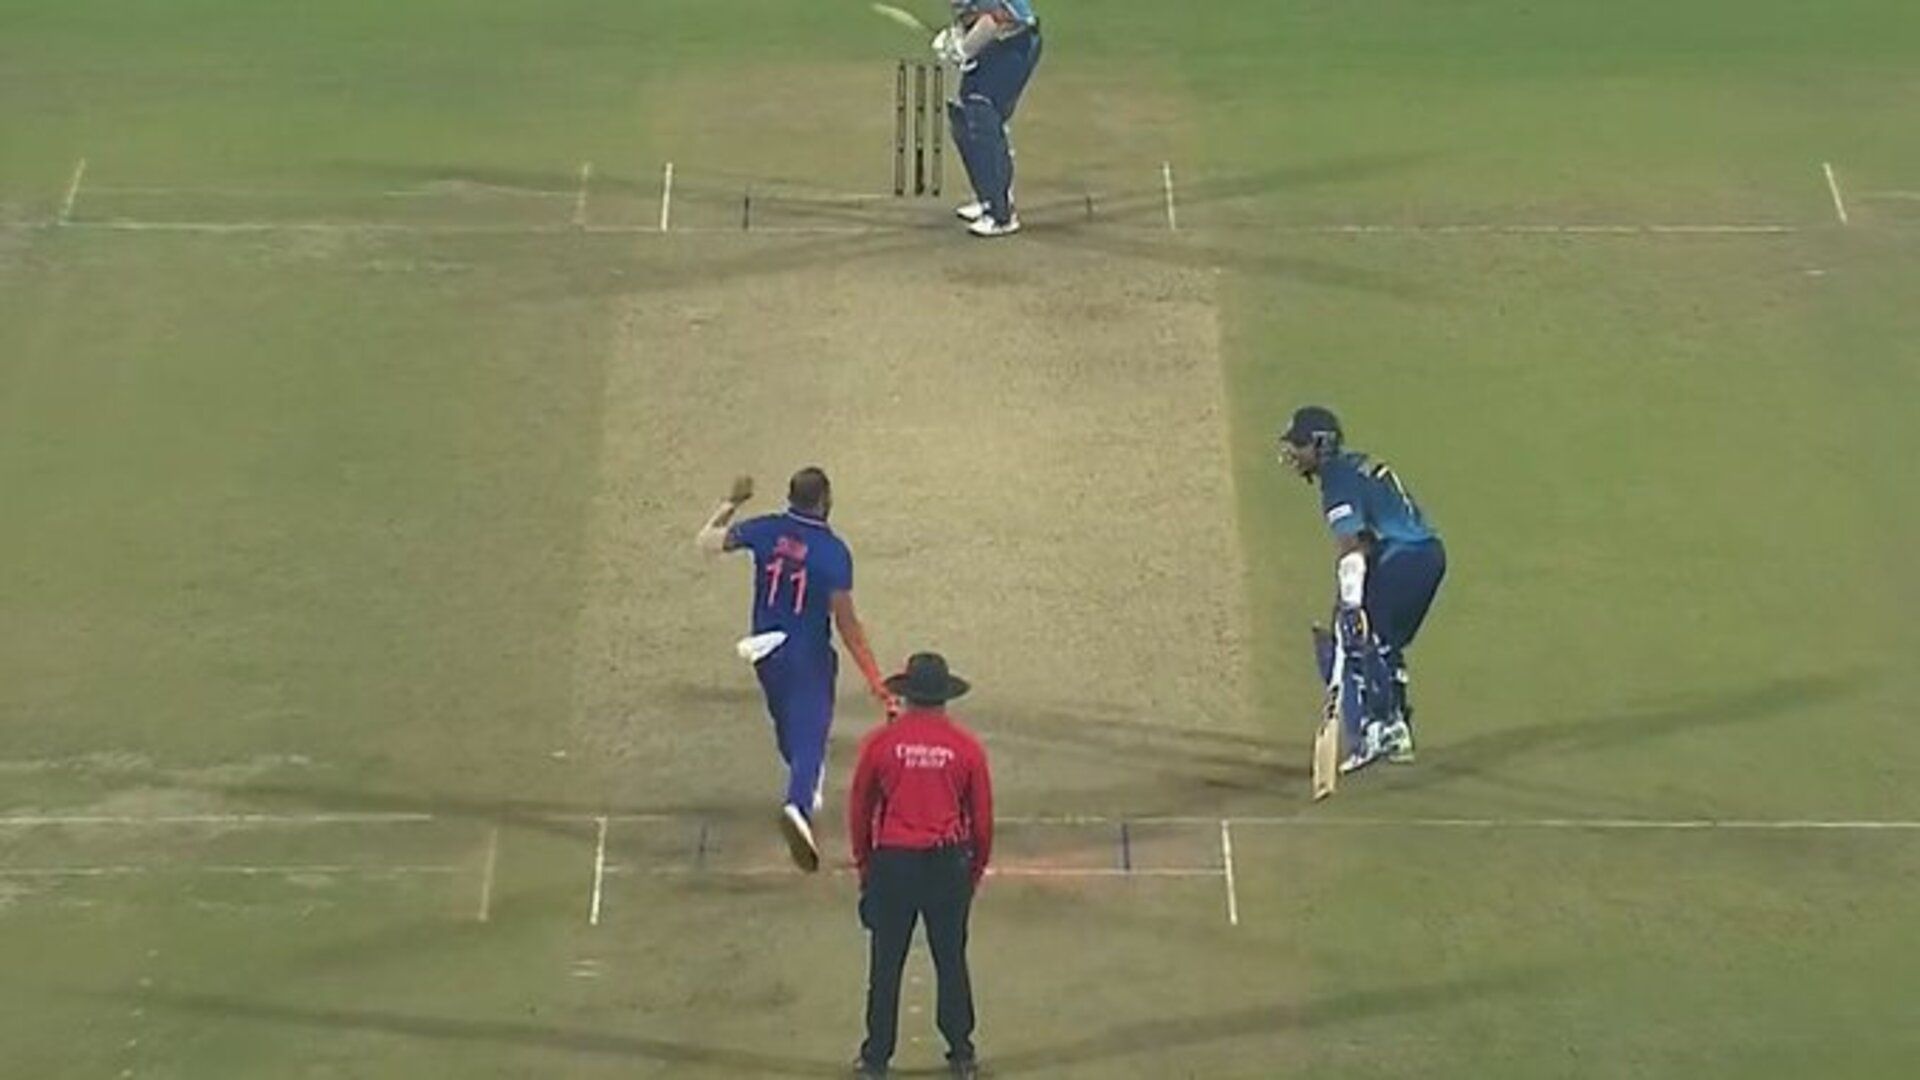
932 0 1042 238
1279 407 1447 775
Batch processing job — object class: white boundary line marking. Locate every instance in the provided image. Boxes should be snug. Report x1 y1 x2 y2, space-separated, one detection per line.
572 162 592 228
58 158 87 224
1823 162 1850 225
588 815 608 926
1219 820 1239 927
1161 161 1178 232
0 863 461 877
659 162 674 232
477 825 500 923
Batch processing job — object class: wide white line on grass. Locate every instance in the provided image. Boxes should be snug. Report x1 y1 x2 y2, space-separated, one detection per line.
1823 162 1850 225
582 811 1920 831
0 812 435 827
12 810 1920 833
1161 161 1178 231
0 219 1806 238
659 162 674 232
80 185 571 200
1219 820 1239 927
58 158 87 224
477 826 500 923
607 864 1223 879
588 815 608 926
573 161 593 228
0 863 462 877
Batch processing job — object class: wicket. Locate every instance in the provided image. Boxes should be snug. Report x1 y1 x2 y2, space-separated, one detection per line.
893 60 944 197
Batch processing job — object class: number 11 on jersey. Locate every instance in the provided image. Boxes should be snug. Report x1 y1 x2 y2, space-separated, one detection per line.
764 557 808 615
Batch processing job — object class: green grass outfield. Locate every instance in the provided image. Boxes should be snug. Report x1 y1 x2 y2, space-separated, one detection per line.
3 1 1919 1076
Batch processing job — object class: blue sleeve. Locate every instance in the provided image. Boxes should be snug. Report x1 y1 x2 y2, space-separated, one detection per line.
1320 467 1367 537
729 515 771 555
821 539 854 594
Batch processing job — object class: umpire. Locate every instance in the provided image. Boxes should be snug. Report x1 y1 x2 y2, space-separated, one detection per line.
848 653 994 1079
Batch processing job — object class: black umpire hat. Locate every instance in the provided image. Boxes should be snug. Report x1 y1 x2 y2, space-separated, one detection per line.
883 653 972 706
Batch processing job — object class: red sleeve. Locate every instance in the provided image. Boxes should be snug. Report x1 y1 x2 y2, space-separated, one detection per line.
965 735 993 884
849 732 883 884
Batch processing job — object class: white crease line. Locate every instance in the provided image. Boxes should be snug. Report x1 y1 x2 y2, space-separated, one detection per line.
605 864 1223 879
9 811 1920 833
1823 162 1850 225
588 816 608 926
1161 161 1177 232
659 162 674 232
58 158 87 224
477 826 500 923
1219 820 1239 927
573 161 593 228
0 864 461 878
0 219 1809 238
0 812 436 827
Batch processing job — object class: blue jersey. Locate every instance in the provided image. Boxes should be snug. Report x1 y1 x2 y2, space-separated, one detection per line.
1319 451 1438 553
730 510 853 659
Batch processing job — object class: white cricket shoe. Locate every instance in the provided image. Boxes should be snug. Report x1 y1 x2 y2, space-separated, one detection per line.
967 215 1021 238
779 804 820 873
1384 720 1416 764
1338 722 1391 774
954 200 989 222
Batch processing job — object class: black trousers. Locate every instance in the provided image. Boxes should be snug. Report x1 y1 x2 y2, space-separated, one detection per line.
859 845 976 1066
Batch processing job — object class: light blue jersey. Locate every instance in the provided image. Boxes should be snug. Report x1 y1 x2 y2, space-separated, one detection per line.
1319 450 1439 554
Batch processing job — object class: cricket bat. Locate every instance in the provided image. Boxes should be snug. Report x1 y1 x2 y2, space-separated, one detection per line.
1311 684 1339 801
869 2 932 32
1310 622 1341 800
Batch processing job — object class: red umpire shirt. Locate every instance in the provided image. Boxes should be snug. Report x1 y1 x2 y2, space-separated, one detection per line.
849 706 994 884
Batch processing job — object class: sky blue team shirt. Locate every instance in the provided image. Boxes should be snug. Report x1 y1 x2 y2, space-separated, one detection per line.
1319 451 1439 553
730 511 853 657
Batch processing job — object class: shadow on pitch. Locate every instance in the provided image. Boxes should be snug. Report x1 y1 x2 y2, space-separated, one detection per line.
989 965 1557 1075
1389 670 1871 794
92 987 845 1077
96 965 1550 1077
182 774 770 833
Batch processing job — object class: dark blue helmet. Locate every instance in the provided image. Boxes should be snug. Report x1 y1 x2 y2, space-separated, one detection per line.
1279 406 1342 453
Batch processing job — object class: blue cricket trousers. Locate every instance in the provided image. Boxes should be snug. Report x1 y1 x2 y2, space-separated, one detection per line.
753 644 837 815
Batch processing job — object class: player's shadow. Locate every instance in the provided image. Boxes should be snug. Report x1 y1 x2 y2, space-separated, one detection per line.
522 226 932 301
1387 670 1870 794
988 965 1558 1075
94 964 1552 1076
1023 220 1437 301
323 160 658 199
84 988 845 1077
1031 149 1439 225
176 774 767 835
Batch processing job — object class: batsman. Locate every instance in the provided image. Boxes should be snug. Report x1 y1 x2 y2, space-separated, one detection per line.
1279 407 1447 777
933 0 1042 237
